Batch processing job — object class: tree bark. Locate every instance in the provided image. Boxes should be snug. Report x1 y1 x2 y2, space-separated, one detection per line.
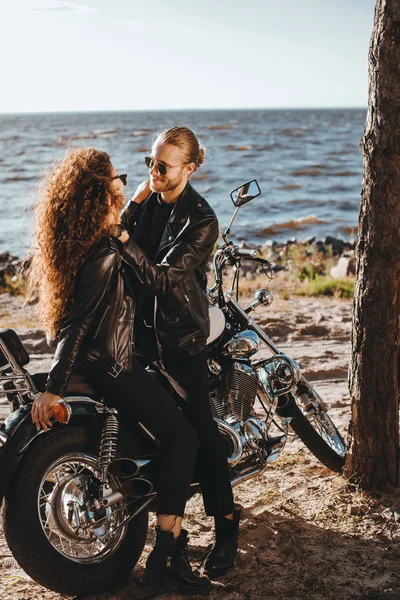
346 0 400 489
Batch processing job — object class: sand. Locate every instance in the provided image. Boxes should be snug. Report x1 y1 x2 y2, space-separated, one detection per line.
1 292 400 600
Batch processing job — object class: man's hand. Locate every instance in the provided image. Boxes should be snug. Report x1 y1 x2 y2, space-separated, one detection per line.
31 391 61 431
132 180 151 205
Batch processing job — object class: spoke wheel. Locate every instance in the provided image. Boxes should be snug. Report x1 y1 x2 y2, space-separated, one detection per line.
303 407 346 459
38 453 127 564
4 426 149 596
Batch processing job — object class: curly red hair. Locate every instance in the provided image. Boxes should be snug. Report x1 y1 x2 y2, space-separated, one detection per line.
28 147 125 337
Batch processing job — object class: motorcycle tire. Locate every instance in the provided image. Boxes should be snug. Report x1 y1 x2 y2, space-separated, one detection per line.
3 425 148 597
278 394 345 473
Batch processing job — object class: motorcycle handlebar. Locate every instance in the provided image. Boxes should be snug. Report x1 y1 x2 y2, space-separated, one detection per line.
228 246 259 260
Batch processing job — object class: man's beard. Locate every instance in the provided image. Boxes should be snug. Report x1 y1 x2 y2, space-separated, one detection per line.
150 173 183 193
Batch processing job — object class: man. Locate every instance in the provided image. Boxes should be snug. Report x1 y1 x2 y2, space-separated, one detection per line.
120 127 240 585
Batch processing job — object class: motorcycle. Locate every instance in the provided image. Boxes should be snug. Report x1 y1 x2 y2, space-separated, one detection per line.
0 179 345 596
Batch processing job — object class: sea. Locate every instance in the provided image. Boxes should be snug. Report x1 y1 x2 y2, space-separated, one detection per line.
0 108 366 257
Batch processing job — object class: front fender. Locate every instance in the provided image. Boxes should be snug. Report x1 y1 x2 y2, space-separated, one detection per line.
0 397 101 504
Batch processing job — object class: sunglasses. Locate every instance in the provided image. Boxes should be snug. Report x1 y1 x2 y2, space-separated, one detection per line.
144 155 185 176
112 173 127 186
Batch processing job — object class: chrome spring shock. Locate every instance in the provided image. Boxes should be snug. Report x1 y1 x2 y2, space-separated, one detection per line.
99 408 119 484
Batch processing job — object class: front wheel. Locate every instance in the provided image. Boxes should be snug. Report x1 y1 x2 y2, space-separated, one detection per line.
3 426 148 597
278 394 345 472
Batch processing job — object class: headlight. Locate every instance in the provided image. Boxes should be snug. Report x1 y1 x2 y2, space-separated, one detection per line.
223 330 260 358
258 355 301 396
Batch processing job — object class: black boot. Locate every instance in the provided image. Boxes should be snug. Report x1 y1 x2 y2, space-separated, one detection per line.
202 509 240 577
142 527 212 594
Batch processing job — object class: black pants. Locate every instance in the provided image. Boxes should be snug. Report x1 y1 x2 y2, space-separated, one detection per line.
79 357 199 517
162 348 235 517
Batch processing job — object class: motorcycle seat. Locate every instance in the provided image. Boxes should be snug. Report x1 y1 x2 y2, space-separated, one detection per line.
206 306 226 346
0 328 30 368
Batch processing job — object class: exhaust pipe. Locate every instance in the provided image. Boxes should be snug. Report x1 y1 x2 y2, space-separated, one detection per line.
121 477 154 498
101 458 155 506
107 458 140 480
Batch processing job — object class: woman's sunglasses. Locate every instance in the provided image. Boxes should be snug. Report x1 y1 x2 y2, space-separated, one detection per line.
144 155 185 176
112 173 127 186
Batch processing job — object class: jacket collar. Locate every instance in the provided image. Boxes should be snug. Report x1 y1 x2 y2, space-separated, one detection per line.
168 182 196 224
155 183 196 258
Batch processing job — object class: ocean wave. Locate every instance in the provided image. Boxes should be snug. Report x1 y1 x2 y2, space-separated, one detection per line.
258 143 282 151
330 184 354 192
191 172 210 181
338 201 359 211
262 215 326 235
288 198 315 206
329 170 358 177
226 144 252 151
276 128 305 138
292 168 321 176
130 131 150 137
206 125 235 130
4 175 37 182
92 129 117 136
60 133 97 143
280 184 301 190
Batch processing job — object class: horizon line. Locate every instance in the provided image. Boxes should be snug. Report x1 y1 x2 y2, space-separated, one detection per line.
0 105 368 117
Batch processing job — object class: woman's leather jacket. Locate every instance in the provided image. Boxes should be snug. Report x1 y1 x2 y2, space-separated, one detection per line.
45 236 167 397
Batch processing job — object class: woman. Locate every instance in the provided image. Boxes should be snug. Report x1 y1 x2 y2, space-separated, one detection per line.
29 147 211 594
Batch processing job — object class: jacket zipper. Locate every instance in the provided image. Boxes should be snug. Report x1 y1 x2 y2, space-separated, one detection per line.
153 296 165 370
93 304 111 339
119 260 135 370
121 255 145 285
155 217 191 262
180 282 190 303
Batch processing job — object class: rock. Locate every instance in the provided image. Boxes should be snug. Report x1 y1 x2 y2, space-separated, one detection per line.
330 255 356 278
325 236 346 254
262 239 276 248
302 236 316 245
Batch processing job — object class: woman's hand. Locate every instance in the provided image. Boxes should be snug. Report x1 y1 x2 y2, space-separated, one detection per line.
132 180 151 205
31 391 61 432
119 229 130 244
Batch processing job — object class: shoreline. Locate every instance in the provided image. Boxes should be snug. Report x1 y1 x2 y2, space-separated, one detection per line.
3 289 397 600
0 233 356 298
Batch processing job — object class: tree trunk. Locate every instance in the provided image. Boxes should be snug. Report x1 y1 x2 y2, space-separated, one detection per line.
346 0 400 490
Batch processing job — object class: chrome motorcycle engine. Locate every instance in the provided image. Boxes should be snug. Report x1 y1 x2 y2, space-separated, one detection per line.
209 361 258 422
208 360 287 468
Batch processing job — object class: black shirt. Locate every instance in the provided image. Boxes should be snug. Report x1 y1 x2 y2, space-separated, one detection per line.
136 195 174 260
134 196 174 359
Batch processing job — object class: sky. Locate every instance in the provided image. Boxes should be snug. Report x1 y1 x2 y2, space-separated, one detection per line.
0 0 376 113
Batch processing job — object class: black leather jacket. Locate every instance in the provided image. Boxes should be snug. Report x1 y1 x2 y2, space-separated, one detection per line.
121 183 219 355
45 236 167 397
46 184 218 396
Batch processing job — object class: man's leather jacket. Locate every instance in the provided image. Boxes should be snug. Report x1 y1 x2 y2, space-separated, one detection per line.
121 183 219 355
45 237 167 397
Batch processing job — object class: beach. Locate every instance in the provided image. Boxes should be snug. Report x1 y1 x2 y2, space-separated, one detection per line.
2 284 400 600
3 108 400 599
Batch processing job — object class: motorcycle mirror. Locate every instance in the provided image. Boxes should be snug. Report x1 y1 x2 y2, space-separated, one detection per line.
230 180 261 207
